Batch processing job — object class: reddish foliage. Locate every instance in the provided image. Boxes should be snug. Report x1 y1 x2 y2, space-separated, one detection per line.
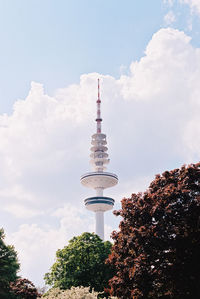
10 278 41 299
107 163 200 298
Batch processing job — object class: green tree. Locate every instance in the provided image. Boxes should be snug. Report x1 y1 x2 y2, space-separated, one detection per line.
44 232 115 292
0 228 20 299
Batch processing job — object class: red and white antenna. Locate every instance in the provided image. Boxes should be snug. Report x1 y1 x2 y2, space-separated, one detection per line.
96 78 102 134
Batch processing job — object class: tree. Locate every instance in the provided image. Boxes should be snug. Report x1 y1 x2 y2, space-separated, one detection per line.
0 228 20 299
42 286 117 299
44 232 115 292
107 163 200 298
10 278 41 299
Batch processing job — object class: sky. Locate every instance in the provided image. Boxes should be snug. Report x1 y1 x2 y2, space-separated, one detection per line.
1 0 200 288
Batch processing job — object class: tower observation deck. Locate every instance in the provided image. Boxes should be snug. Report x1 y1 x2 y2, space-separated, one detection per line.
80 79 118 240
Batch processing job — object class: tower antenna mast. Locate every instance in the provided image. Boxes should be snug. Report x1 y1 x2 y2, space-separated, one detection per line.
96 78 102 134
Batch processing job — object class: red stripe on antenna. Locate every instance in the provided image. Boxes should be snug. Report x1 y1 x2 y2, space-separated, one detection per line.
96 78 102 134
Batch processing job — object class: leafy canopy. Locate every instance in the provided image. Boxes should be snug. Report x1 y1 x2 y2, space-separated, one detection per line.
42 286 117 299
107 163 200 299
10 278 41 299
44 232 115 292
0 228 20 299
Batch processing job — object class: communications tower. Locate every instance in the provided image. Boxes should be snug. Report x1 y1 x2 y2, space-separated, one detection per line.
80 79 118 240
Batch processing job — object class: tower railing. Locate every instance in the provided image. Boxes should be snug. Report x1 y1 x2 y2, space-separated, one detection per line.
80 171 118 180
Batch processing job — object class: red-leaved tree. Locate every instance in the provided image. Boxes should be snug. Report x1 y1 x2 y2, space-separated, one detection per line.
107 163 200 298
10 278 41 299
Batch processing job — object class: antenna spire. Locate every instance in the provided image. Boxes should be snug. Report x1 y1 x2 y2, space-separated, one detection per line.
96 78 102 133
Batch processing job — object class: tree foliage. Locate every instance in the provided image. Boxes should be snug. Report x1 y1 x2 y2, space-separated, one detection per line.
0 228 20 299
10 278 41 299
44 232 115 292
107 163 200 298
42 286 117 299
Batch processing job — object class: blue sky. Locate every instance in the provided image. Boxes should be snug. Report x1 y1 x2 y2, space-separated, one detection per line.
1 0 200 288
1 0 198 113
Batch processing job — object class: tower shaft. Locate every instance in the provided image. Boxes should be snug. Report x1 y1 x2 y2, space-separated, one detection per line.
95 211 104 240
95 187 104 239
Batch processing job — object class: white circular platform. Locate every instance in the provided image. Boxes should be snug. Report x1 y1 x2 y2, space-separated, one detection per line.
80 172 118 189
84 196 114 212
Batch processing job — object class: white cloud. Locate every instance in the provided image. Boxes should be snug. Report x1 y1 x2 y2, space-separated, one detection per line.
5 204 118 286
163 0 175 7
3 204 43 219
163 0 200 17
118 28 193 107
2 27 200 287
183 116 200 160
181 0 200 16
6 204 95 286
164 11 176 24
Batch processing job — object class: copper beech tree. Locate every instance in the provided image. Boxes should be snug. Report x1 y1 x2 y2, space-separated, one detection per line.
10 278 41 299
106 163 200 299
